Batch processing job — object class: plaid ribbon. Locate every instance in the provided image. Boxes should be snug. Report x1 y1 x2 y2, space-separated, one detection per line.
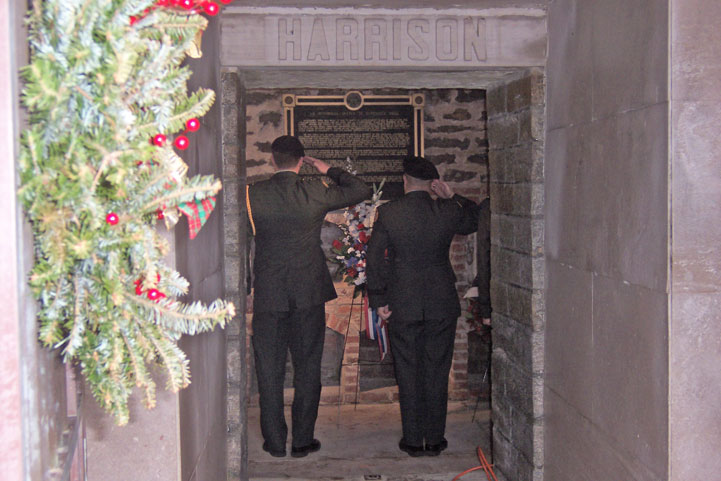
178 197 216 239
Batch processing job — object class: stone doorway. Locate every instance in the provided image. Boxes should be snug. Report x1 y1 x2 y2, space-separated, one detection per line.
221 67 545 481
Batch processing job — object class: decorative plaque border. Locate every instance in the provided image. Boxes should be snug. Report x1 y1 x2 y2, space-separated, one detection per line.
283 91 425 198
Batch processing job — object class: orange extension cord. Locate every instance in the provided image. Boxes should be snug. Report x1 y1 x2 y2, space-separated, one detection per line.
452 446 498 481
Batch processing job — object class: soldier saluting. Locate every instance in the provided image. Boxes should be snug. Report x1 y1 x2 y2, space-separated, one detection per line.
366 156 482 457
246 135 371 458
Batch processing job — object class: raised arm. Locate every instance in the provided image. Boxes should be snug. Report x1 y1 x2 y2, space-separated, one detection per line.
431 179 481 235
304 156 372 209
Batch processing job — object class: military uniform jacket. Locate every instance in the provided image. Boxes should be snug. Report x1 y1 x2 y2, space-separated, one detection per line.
247 167 371 313
366 191 480 321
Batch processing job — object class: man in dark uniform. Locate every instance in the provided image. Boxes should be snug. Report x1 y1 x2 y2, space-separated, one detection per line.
246 135 371 458
366 156 481 457
473 196 492 326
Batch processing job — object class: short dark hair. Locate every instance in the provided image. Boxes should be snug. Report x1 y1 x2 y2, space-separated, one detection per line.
271 135 305 169
272 150 301 169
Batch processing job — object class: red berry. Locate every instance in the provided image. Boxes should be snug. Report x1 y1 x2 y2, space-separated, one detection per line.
157 209 165 220
135 284 144 295
180 0 194 9
174 135 189 150
130 16 138 25
202 1 219 15
186 118 200 132
147 289 161 300
105 212 119 225
152 133 166 146
219 0 232 4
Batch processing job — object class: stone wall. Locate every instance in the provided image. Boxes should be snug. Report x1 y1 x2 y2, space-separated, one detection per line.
487 70 545 481
223 83 490 409
670 1 721 479
544 1 669 480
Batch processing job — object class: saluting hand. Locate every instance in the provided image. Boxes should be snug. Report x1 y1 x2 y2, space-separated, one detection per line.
302 156 330 175
431 179 454 199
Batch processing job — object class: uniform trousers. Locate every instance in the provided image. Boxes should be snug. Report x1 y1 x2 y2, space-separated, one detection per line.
388 316 457 446
251 304 326 451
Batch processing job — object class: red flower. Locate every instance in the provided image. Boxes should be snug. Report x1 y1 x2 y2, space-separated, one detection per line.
105 212 119 225
332 239 343 250
357 223 365 229
358 231 368 243
346 267 357 277
354 243 363 251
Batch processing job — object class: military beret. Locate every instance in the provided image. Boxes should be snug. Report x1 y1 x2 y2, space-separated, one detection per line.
403 156 439 180
271 135 305 157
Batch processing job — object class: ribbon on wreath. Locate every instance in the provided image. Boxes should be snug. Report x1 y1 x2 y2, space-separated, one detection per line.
178 196 216 239
363 292 389 361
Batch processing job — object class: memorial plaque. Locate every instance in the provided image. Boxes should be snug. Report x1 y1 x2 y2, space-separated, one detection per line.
284 91 424 199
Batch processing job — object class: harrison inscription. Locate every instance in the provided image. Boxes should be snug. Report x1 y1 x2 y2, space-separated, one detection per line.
220 9 547 67
278 17 486 63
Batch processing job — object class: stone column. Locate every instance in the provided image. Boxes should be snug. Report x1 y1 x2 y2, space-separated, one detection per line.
487 70 545 481
221 70 247 481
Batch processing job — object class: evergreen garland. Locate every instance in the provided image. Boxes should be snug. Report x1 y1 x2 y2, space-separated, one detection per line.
18 0 234 425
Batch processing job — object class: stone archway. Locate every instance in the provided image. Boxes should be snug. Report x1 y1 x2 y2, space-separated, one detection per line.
220 67 545 481
218 8 547 481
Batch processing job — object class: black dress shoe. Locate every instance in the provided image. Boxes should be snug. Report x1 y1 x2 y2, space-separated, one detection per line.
424 438 448 456
398 439 425 457
291 439 321 458
262 441 286 457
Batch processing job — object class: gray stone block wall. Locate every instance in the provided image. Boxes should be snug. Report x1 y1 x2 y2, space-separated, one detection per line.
222 70 247 481
487 69 545 481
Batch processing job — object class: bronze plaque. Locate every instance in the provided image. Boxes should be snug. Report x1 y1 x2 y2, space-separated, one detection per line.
284 91 424 199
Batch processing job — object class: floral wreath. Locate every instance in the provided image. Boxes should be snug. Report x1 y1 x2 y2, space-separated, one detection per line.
330 159 385 289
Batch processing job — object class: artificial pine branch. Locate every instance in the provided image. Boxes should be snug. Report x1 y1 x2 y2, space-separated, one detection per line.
19 0 235 424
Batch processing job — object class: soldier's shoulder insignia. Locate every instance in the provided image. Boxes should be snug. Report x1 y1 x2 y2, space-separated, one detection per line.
301 176 330 188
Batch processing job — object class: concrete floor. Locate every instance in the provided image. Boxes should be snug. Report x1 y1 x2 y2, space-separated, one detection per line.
248 399 501 481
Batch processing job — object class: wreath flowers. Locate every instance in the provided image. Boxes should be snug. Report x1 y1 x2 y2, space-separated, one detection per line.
331 180 384 288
